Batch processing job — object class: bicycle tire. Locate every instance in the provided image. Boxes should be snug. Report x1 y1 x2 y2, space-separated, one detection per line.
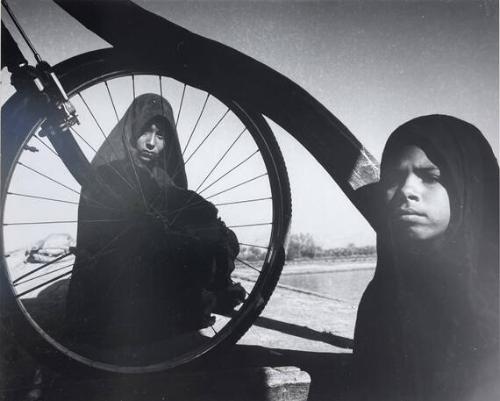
1 48 291 374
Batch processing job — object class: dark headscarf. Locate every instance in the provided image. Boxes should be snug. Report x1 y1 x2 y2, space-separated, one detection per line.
353 115 499 401
93 92 187 189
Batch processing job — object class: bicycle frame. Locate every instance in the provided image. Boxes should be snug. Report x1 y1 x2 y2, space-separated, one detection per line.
3 0 380 227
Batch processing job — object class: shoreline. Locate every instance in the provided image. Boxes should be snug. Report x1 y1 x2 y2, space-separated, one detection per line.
235 259 376 278
280 261 375 276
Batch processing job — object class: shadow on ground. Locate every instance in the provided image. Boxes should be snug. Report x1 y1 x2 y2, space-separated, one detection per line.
1 335 354 401
1 278 355 401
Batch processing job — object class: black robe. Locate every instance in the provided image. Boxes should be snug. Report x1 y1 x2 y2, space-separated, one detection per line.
352 115 499 401
66 94 242 346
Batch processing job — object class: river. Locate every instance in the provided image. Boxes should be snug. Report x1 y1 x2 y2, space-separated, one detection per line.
279 265 375 307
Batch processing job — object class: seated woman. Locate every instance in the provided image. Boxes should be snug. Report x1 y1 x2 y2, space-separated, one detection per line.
65 93 245 348
352 115 499 401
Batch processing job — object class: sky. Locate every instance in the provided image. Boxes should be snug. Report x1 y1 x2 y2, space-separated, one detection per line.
2 0 498 249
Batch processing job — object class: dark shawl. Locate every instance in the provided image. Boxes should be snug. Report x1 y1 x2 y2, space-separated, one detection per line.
66 94 239 346
353 115 499 401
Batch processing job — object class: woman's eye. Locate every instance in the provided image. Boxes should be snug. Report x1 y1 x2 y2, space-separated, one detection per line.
422 172 440 183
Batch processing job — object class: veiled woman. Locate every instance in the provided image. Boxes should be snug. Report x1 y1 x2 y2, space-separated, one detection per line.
353 115 499 401
66 93 244 348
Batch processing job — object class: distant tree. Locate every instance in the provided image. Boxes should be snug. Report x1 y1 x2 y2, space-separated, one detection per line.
239 246 266 261
286 233 320 260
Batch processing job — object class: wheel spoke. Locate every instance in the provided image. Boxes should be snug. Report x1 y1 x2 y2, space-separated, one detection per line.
238 243 269 250
16 270 73 298
210 325 218 335
102 81 152 206
175 83 186 128
184 108 230 165
159 194 262 220
228 222 272 229
7 192 79 205
13 252 73 284
4 218 126 226
24 132 129 211
78 93 111 144
15 262 74 287
18 161 80 195
182 93 210 156
94 83 149 211
195 127 247 192
4 220 77 226
36 126 132 200
205 173 268 200
236 257 261 273
214 197 272 207
93 83 139 190
70 126 97 153
123 133 149 211
165 172 267 224
15 224 134 298
198 150 259 195
33 135 58 157
104 81 120 122
77 92 136 191
155 81 182 208
159 76 167 122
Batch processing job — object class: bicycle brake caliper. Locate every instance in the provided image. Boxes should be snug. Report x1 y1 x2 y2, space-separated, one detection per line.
28 61 80 137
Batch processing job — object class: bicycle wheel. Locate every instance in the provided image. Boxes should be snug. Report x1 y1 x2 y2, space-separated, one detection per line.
1 49 291 373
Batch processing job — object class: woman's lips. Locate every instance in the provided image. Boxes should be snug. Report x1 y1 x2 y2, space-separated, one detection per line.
392 208 426 222
397 214 425 222
139 151 154 160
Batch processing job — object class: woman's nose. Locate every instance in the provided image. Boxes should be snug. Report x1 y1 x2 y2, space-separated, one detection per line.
399 174 420 201
146 134 156 149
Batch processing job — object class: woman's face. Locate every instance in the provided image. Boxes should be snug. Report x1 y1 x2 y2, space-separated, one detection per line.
135 123 165 163
381 145 451 245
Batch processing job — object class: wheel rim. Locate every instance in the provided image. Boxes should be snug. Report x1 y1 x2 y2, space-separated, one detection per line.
1 65 290 372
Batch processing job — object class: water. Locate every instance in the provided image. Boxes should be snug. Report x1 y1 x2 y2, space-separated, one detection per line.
279 267 375 307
